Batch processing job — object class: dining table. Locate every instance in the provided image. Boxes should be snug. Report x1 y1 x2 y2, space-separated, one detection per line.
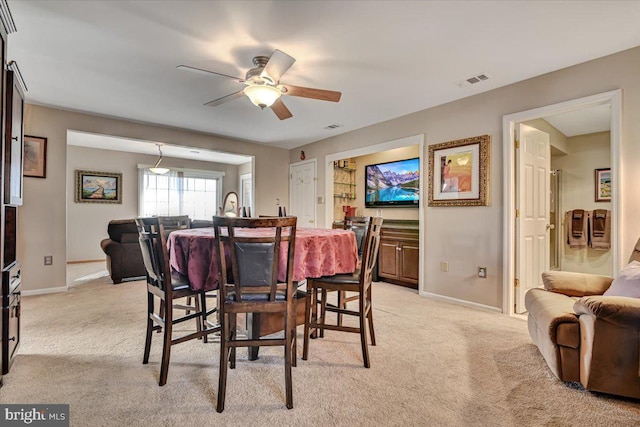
167 225 359 359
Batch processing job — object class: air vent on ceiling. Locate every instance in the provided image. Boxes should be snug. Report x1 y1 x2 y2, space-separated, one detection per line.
324 123 343 130
458 72 492 87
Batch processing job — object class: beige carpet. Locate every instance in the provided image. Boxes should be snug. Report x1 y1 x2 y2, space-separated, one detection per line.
2 278 639 426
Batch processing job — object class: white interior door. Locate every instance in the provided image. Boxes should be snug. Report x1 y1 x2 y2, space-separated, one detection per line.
516 124 550 313
290 160 316 227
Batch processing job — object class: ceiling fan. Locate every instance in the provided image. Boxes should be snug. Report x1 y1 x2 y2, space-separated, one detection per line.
177 49 341 120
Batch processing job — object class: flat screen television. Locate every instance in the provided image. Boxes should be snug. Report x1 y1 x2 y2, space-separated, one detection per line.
365 157 420 207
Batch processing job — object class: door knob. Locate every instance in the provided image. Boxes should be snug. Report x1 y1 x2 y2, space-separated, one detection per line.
546 224 555 230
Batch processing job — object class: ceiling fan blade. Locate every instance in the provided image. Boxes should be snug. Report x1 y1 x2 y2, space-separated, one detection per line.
176 65 244 83
204 90 245 107
270 98 293 120
282 84 341 102
261 50 296 83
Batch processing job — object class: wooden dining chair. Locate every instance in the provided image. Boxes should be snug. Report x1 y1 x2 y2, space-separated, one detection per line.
182 217 219 321
135 217 220 386
212 216 297 411
303 217 383 368
139 216 203 321
334 216 371 329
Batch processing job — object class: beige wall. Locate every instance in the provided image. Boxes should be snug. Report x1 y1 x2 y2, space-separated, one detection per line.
552 132 611 275
525 118 568 154
20 105 289 293
66 144 240 262
291 46 640 309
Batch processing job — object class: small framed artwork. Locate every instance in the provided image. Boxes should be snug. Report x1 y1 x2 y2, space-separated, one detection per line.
75 170 122 204
23 135 47 178
595 168 611 202
428 135 490 207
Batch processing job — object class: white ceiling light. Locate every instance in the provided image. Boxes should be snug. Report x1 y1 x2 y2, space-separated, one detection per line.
243 84 281 109
149 143 170 174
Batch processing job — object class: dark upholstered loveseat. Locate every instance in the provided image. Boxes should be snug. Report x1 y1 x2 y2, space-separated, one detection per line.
100 219 145 284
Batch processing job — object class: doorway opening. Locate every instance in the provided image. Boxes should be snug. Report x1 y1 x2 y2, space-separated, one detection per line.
324 134 425 293
503 90 622 315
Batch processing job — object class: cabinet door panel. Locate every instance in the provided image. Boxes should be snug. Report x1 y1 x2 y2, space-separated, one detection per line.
400 243 420 283
378 241 399 278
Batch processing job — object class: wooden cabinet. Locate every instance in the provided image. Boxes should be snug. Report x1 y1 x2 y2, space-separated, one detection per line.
2 70 23 376
0 2 18 384
377 221 419 289
2 262 20 374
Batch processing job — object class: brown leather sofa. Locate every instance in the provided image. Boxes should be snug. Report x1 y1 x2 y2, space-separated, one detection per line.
100 219 146 284
525 239 640 399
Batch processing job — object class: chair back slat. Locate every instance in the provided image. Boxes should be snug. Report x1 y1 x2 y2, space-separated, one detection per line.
157 215 191 231
135 217 171 292
137 215 191 239
359 217 384 288
213 216 297 303
343 216 371 258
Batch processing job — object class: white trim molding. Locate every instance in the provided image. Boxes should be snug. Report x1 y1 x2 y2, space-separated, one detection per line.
422 292 502 313
502 89 622 315
22 286 68 297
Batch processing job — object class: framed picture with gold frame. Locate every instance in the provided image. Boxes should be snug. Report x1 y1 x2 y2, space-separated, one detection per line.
74 170 122 204
428 135 490 207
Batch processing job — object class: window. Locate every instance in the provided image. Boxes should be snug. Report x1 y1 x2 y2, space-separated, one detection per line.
139 168 223 220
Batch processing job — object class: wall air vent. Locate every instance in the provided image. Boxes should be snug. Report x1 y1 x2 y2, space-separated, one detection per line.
323 123 343 130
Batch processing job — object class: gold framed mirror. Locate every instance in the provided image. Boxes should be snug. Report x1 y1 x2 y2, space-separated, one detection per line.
222 191 239 217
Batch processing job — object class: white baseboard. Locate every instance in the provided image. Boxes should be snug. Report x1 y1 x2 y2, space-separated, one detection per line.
420 291 502 313
22 286 68 296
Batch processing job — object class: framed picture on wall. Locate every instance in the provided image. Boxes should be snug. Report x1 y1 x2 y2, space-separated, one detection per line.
428 135 490 207
595 168 611 202
23 135 47 178
74 170 122 204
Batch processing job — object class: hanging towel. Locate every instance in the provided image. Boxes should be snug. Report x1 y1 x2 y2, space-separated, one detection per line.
571 209 585 237
566 210 588 249
590 209 611 250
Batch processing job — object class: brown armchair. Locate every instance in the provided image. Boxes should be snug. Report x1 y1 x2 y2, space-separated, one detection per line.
525 237 640 399
100 219 146 284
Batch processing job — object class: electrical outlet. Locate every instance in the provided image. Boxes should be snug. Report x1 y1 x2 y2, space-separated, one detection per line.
44 256 53 266
440 261 449 272
478 266 487 278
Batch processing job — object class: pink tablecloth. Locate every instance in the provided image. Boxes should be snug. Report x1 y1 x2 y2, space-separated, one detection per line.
168 227 358 291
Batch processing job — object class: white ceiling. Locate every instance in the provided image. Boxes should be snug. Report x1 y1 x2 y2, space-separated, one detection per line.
8 1 640 150
544 104 611 137
67 130 252 165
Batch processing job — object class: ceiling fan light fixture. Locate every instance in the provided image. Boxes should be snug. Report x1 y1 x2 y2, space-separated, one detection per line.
149 144 170 174
244 84 281 109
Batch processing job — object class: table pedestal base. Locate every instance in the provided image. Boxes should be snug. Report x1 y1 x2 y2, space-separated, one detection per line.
246 295 308 360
